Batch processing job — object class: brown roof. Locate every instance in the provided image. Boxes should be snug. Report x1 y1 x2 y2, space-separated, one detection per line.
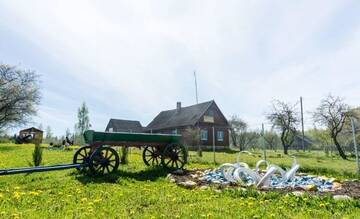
145 100 215 131
20 127 43 133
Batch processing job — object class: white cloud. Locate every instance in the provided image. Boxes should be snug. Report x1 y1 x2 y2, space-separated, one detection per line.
1 0 360 135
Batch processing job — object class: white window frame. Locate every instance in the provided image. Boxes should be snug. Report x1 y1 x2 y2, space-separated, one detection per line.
201 130 208 141
217 131 224 141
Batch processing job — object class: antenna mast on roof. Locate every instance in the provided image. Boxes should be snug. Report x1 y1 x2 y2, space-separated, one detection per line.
194 71 199 104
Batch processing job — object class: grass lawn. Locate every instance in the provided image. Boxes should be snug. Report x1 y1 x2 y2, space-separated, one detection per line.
0 143 360 218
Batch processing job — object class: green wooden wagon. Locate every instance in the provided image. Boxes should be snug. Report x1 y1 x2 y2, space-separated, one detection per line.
73 130 188 175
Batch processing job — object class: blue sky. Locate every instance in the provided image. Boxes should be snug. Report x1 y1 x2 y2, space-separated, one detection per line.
1 0 360 136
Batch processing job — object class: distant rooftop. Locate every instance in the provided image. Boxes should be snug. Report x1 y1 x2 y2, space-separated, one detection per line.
105 119 143 133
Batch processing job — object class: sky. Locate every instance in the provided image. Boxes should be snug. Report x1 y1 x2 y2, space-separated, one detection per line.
1 0 360 136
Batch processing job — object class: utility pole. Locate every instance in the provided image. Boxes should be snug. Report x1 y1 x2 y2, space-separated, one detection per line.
194 71 199 104
213 126 216 164
300 96 305 152
262 123 267 161
350 117 360 176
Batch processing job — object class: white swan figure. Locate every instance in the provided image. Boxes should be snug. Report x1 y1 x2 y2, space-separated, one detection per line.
219 162 249 182
255 159 270 173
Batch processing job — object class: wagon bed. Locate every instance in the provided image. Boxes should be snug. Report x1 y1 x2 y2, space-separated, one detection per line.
84 130 181 147
73 130 188 175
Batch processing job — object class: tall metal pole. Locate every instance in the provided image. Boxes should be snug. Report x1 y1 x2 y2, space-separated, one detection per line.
300 96 305 152
350 117 360 176
194 71 199 104
262 123 267 161
213 126 216 164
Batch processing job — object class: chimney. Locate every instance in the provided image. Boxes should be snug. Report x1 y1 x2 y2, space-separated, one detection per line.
176 102 181 113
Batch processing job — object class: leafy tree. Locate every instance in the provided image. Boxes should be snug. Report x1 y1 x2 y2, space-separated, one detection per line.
307 127 333 155
0 64 41 131
263 130 280 151
238 131 259 151
313 95 352 159
65 128 71 138
267 100 299 155
45 125 53 141
45 125 54 143
229 115 247 148
184 127 201 156
75 102 90 144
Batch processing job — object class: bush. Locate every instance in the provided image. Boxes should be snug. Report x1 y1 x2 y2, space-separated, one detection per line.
120 147 129 164
31 142 43 166
0 135 13 143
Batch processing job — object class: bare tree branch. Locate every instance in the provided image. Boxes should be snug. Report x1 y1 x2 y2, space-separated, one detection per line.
266 100 299 154
0 64 41 130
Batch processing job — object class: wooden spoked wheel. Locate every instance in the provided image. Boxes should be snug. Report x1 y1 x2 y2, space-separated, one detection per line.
142 146 161 166
89 147 120 175
73 146 92 172
161 143 187 170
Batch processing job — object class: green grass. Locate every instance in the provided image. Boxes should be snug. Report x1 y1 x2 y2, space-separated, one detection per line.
0 144 360 218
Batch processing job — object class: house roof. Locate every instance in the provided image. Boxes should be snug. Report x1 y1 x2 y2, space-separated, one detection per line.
20 127 43 133
294 135 314 145
105 119 143 133
145 100 215 131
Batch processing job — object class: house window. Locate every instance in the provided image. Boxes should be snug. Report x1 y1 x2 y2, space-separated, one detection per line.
217 131 224 141
208 110 214 117
172 129 178 134
109 128 114 132
201 130 208 141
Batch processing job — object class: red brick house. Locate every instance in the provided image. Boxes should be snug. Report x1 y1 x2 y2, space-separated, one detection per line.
105 100 230 149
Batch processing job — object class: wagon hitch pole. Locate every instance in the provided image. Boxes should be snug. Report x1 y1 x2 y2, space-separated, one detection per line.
0 163 87 176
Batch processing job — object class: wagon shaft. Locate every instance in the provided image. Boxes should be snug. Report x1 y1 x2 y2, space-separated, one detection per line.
0 163 86 176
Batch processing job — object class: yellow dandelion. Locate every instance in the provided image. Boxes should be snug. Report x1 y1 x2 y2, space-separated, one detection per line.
13 191 21 199
29 191 40 196
0 193 4 198
94 198 102 203
81 198 87 202
14 186 20 190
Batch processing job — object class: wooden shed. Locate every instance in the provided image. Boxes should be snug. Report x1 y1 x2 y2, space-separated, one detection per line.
17 127 43 144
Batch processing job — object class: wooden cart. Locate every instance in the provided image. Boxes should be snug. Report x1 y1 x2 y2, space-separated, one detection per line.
73 130 188 175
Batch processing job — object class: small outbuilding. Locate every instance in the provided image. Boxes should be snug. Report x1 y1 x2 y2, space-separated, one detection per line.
105 119 144 133
16 127 43 144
